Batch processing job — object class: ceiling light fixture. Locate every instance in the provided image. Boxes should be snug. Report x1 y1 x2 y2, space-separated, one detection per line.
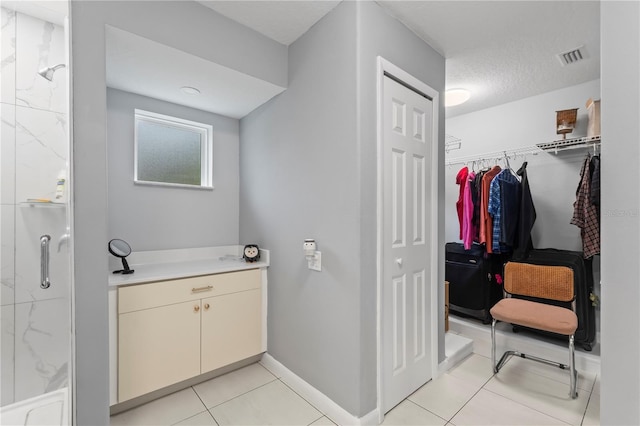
181 86 201 95
445 88 471 107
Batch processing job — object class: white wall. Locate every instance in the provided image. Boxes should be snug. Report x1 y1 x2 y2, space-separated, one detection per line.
70 1 287 423
107 89 240 251
600 1 640 424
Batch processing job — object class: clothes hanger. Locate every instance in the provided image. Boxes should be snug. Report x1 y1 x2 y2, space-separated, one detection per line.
503 151 511 170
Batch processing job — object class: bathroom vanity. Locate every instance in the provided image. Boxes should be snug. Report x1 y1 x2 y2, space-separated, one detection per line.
108 246 268 407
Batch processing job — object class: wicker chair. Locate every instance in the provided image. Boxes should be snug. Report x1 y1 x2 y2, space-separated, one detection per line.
490 262 579 399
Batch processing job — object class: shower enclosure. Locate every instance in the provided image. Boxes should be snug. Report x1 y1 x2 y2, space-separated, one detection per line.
1 2 73 424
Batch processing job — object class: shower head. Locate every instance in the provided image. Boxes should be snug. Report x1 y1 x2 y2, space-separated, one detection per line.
37 64 66 81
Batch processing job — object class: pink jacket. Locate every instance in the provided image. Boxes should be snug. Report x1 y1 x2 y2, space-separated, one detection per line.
462 172 476 250
456 167 469 240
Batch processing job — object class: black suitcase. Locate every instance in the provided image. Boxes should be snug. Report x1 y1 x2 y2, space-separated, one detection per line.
445 242 505 324
509 248 596 351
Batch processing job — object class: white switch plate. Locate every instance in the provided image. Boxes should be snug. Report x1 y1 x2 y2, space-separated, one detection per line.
309 251 321 271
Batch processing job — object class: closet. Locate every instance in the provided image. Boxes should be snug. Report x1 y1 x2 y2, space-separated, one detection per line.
445 122 601 353
448 136 601 259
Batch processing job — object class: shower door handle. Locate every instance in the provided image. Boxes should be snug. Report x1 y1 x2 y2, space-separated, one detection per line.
40 235 51 289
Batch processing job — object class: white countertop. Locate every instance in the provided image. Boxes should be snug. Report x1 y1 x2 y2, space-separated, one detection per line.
108 245 269 287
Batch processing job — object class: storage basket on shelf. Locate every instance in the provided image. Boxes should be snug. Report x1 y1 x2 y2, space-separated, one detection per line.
556 108 579 140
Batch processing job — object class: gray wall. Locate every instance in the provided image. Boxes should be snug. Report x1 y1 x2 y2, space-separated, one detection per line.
240 1 362 415
66 0 640 423
107 88 239 251
102 1 286 88
71 2 110 423
70 1 287 423
239 1 445 417
600 1 640 424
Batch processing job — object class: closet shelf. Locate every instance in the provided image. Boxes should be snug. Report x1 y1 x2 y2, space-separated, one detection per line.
445 135 601 166
445 134 462 153
536 135 601 154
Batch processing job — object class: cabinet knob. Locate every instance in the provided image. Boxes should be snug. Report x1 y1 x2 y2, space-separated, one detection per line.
204 303 210 310
194 305 200 313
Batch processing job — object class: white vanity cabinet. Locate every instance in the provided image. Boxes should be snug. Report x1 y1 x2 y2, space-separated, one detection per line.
116 268 262 402
201 288 262 373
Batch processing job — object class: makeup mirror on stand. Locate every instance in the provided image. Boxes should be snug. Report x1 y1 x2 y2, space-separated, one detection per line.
108 238 135 274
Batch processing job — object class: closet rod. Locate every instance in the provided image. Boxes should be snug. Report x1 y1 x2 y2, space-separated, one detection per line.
445 146 542 167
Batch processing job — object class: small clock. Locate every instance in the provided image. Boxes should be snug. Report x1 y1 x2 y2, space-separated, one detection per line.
243 244 260 263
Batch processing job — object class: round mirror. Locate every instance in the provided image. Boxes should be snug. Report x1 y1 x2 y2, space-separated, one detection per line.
108 239 134 274
108 239 131 257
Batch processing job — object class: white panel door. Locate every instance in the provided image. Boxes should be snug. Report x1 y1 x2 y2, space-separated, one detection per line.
382 75 433 413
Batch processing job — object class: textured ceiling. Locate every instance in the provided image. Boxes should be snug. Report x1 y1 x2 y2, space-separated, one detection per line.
199 0 601 118
377 1 601 117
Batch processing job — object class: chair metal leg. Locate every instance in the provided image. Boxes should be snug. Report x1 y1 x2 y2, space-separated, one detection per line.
492 320 579 399
492 319 516 373
491 319 497 373
569 334 578 399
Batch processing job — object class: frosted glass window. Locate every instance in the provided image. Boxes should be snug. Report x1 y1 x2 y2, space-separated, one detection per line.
134 110 213 189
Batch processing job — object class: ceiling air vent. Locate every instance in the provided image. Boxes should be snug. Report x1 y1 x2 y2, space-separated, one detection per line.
556 46 588 66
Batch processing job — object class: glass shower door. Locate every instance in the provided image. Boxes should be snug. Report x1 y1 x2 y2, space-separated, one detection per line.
1 2 72 424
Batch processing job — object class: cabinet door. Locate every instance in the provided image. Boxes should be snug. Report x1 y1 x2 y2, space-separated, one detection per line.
201 289 262 373
119 300 201 402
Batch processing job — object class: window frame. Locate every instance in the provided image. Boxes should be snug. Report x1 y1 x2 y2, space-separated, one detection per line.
134 109 214 190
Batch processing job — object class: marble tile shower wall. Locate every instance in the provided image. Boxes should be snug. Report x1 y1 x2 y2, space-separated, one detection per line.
1 8 70 407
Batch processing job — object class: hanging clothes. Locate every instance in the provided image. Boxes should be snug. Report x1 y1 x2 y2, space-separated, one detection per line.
488 170 507 253
480 166 501 252
462 172 476 250
456 166 469 240
589 155 601 221
571 155 600 258
513 161 536 259
471 170 486 242
498 169 521 249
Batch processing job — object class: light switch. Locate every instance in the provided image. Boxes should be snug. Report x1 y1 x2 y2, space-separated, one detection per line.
309 251 321 272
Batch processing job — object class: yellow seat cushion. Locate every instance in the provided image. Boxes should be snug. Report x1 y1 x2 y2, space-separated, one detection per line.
490 298 578 336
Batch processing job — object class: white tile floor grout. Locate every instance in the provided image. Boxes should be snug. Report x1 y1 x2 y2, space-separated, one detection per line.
111 337 600 426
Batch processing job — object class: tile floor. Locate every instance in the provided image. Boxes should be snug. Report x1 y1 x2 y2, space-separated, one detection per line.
111 346 600 426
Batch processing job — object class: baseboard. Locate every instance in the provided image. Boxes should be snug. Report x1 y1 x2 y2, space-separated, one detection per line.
438 332 474 374
260 354 379 426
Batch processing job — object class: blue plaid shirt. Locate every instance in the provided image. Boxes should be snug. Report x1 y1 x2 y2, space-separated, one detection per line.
488 173 503 253
488 170 519 253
